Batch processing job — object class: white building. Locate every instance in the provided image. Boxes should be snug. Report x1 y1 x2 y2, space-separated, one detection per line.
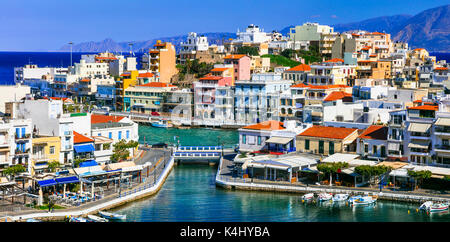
233 24 271 44
14 65 67 84
0 84 31 114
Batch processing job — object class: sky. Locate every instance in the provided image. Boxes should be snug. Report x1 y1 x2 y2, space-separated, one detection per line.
0 0 449 51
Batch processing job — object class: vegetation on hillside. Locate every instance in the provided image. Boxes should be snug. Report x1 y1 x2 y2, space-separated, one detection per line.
176 59 214 81
236 46 259 56
261 54 300 68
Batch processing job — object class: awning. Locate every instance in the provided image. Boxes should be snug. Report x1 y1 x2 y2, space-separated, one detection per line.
389 169 409 178
388 142 400 151
301 167 319 173
122 165 144 172
74 144 95 153
407 123 431 133
265 137 293 145
79 160 98 167
435 118 450 126
37 179 57 187
55 176 79 184
408 140 430 149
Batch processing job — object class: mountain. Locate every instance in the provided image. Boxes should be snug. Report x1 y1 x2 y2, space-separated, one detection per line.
332 14 412 34
59 32 236 53
393 4 450 52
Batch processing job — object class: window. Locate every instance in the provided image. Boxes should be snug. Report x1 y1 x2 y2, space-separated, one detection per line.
50 146 55 154
319 140 324 154
242 134 246 144
257 136 261 145
373 145 377 155
329 141 334 155
364 144 369 153
109 132 112 139
305 139 310 150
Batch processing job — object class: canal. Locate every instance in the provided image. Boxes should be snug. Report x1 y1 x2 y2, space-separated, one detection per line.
113 127 449 222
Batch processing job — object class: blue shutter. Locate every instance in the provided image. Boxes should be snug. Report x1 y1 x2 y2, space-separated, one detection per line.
16 128 20 138
109 132 112 139
126 130 130 139
118 131 122 140
21 127 25 138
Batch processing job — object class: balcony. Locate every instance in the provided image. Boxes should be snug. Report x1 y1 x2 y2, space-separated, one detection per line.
62 145 72 151
409 132 431 140
15 133 31 140
64 131 73 136
434 127 450 137
15 148 30 156
435 145 450 153
387 135 403 142
409 148 430 156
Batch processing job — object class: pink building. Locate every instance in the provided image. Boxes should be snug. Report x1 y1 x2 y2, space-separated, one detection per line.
224 54 251 82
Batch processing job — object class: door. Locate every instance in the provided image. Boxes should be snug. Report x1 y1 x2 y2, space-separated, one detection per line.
319 140 324 154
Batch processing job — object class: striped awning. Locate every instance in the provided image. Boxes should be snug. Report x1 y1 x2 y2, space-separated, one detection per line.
388 142 400 151
407 123 431 133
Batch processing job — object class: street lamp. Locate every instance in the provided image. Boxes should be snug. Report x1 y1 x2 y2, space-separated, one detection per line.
68 42 73 68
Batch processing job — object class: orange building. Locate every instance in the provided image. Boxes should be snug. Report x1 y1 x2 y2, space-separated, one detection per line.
143 40 178 83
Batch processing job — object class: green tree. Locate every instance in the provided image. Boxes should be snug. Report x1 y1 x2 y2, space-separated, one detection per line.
47 161 61 172
3 164 25 181
111 140 139 163
236 46 259 56
407 170 432 190
73 158 86 168
317 162 349 186
354 165 391 187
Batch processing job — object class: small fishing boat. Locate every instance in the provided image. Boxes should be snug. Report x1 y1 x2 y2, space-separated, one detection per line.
353 196 377 206
348 195 362 204
318 193 333 201
301 193 314 200
87 214 109 222
332 194 349 202
429 203 449 212
151 119 173 128
69 216 88 222
98 211 126 220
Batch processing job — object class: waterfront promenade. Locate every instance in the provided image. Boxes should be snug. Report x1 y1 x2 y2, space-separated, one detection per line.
216 154 450 204
0 148 174 221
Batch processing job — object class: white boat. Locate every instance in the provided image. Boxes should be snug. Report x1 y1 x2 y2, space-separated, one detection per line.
318 193 333 201
332 194 349 202
69 216 88 222
420 201 449 212
301 193 314 200
353 195 377 206
87 214 109 222
429 203 449 212
98 211 126 220
419 201 433 210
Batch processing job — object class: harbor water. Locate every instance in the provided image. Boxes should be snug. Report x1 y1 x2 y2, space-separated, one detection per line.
115 126 449 222
112 164 449 222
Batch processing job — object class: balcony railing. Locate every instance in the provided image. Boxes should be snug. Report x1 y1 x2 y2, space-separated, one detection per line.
15 148 30 155
15 133 31 139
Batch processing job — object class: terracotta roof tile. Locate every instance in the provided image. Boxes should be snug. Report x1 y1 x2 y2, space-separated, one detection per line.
359 125 388 140
324 58 344 63
138 72 155 78
407 105 438 111
286 64 311 72
298 125 357 140
323 91 352 102
211 68 230 72
242 120 285 131
91 114 125 124
73 131 94 144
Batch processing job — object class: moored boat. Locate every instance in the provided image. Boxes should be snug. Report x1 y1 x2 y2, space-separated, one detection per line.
69 216 88 222
428 203 449 212
353 196 377 206
87 214 109 222
318 193 333 201
419 201 433 210
332 194 349 202
301 193 314 200
98 211 126 220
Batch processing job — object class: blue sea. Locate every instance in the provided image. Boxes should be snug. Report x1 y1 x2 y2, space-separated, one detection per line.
0 51 145 85
1 52 449 86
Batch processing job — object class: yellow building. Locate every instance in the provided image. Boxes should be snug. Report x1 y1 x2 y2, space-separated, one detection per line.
31 136 61 175
115 70 139 111
296 126 359 156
